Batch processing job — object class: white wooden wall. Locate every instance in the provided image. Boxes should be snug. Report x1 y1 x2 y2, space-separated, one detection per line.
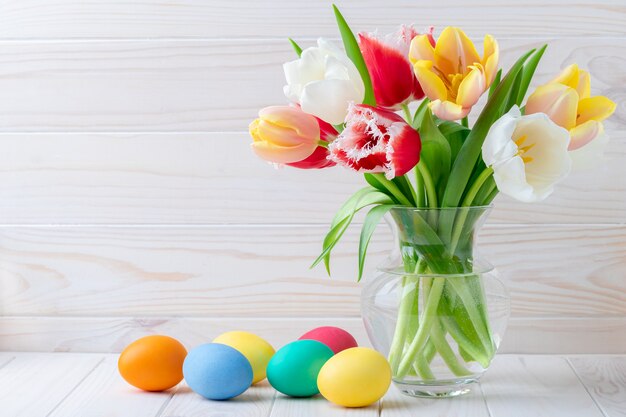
0 0 624 353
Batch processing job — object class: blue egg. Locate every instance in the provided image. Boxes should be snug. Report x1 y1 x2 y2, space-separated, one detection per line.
183 343 253 400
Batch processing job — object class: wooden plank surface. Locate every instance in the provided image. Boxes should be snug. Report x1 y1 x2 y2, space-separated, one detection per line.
270 394 379 417
160 380 275 417
0 353 621 416
0 353 103 417
0 132 623 225
381 384 489 417
0 0 623 39
0 316 624 354
568 356 626 417
48 355 175 417
0 37 622 133
480 355 606 417
0 224 623 318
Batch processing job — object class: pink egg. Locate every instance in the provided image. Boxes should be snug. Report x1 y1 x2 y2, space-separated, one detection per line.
298 326 358 354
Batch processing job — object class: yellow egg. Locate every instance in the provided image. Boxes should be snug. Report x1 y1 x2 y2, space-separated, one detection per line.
317 347 391 407
213 331 275 384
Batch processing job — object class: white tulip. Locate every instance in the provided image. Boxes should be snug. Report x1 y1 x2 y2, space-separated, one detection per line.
482 106 572 203
283 38 365 125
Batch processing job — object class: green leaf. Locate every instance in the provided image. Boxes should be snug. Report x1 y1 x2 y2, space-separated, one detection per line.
504 69 524 114
364 173 397 202
288 38 303 57
412 98 431 128
488 69 502 99
311 187 393 274
357 205 395 280
420 109 452 198
392 175 416 206
441 48 536 210
516 44 547 105
332 4 376 106
439 121 470 165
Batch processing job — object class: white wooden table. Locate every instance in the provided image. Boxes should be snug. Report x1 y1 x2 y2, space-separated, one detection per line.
0 353 624 416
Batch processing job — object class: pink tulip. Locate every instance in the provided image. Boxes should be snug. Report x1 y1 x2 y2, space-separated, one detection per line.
359 26 431 110
287 118 337 169
328 104 421 178
250 106 335 168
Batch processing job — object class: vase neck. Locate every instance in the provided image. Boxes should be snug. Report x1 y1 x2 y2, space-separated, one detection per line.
386 206 492 274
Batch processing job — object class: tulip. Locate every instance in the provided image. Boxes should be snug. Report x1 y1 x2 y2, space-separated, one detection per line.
249 106 326 165
283 38 365 125
409 27 499 120
482 106 571 203
287 117 337 169
359 26 431 109
525 64 616 151
328 103 421 179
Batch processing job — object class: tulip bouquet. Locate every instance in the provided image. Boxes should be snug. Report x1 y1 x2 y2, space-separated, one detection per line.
249 6 615 389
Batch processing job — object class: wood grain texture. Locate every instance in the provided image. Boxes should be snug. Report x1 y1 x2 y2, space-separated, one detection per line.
0 224 623 318
0 37 622 132
0 316 624 354
0 0 624 39
568 356 626 417
48 355 175 417
160 381 274 417
0 353 103 417
270 394 378 417
0 132 624 225
480 355 605 417
381 384 489 416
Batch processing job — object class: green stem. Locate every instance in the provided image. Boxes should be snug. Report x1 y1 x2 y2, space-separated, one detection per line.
396 277 445 378
417 162 438 208
461 116 469 128
373 174 413 206
439 315 490 368
460 167 493 208
401 103 412 125
414 167 426 208
429 321 472 376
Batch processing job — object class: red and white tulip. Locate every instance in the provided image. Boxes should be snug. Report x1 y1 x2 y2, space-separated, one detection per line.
328 103 421 179
358 26 431 110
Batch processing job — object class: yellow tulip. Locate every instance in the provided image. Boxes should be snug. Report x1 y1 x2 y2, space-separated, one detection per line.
525 64 616 150
409 27 499 120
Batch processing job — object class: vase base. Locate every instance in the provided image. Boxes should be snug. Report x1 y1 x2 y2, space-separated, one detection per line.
393 378 478 398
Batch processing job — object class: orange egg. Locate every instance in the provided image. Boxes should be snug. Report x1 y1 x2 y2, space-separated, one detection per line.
118 335 187 391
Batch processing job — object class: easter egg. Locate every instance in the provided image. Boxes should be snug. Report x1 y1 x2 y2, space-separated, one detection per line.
183 343 253 400
317 347 391 408
266 340 334 397
118 335 187 391
299 326 358 354
213 331 275 384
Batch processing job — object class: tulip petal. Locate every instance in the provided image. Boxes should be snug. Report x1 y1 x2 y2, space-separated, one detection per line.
434 27 481 76
360 32 416 108
456 65 486 108
482 35 499 85
577 70 591 99
525 83 578 129
258 106 320 141
300 78 363 125
550 64 580 89
251 141 317 164
493 156 538 202
429 99 470 121
577 96 616 124
413 61 447 101
569 120 603 150
482 106 521 166
409 33 436 63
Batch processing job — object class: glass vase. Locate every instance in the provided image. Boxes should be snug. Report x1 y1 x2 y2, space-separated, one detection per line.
361 206 509 397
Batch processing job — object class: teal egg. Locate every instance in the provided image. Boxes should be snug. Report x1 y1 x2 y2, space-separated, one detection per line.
267 340 334 397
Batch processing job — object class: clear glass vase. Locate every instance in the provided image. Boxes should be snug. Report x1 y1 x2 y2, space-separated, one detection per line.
361 206 509 398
